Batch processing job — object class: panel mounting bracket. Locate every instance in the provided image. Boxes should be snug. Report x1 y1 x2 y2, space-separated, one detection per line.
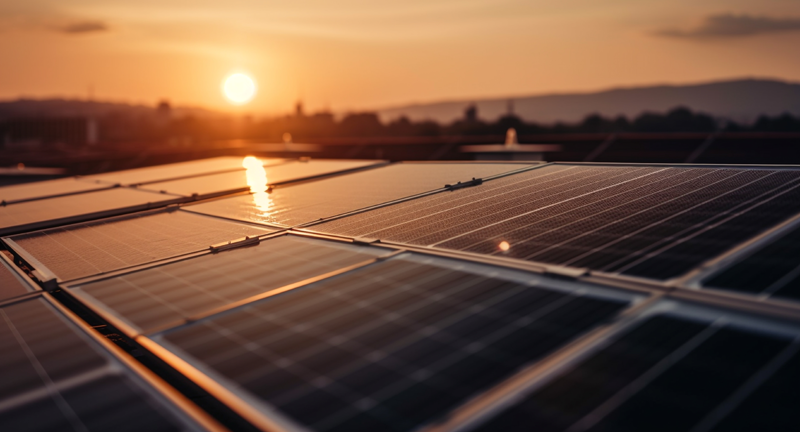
210 236 261 253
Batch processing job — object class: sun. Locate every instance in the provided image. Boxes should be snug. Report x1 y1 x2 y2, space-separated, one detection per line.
223 73 256 105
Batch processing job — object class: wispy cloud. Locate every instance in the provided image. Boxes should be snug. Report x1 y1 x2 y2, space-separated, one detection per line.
57 20 108 34
656 14 800 39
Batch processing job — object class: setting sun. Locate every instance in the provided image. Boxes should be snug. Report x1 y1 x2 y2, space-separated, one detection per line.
223 73 256 105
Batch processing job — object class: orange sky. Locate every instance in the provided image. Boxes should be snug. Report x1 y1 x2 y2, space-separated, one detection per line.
2 0 800 115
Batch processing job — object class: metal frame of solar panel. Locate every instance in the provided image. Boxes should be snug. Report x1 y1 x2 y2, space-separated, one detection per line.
0 285 224 431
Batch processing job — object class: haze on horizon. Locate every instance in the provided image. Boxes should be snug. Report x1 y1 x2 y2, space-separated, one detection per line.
2 0 800 116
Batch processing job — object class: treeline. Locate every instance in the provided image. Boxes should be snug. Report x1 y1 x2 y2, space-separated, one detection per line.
273 106 800 140
60 105 800 146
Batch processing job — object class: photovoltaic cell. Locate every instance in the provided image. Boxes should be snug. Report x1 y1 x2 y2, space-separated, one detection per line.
72 236 388 333
79 156 280 186
0 254 34 301
702 222 800 301
0 188 185 236
0 297 205 431
140 160 382 198
155 254 630 432
0 178 111 205
184 163 531 227
313 164 800 280
8 210 275 282
471 312 800 432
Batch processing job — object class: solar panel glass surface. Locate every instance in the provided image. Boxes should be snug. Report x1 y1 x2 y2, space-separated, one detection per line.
314 164 800 280
701 222 800 301
0 178 110 204
79 156 279 186
0 255 33 301
0 188 185 236
8 210 275 282
472 311 800 432
140 160 382 198
184 163 531 227
154 254 632 432
0 297 204 431
72 236 388 333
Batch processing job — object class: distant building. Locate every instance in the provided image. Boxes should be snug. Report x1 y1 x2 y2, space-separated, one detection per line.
0 117 97 149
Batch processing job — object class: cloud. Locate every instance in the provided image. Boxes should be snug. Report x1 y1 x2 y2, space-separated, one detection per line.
656 14 800 39
58 21 108 34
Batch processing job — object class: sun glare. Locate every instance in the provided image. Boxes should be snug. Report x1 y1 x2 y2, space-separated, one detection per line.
223 73 256 104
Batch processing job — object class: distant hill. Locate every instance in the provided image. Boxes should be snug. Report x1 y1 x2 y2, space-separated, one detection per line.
376 78 800 124
0 99 220 119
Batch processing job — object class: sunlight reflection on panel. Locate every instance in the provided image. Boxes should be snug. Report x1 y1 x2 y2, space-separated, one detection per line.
243 156 276 221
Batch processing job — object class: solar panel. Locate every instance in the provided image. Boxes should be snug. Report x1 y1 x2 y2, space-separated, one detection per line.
313 164 800 281
184 163 532 227
0 188 185 236
0 178 112 205
470 304 800 432
0 296 209 431
6 210 275 283
0 253 35 301
702 221 800 301
151 252 634 432
79 156 281 186
71 235 390 333
139 160 383 199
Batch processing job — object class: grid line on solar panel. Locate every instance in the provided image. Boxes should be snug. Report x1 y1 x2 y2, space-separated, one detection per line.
702 220 800 301
0 297 201 431
72 236 389 333
0 187 186 236
183 163 534 228
312 165 800 281
154 256 630 432
8 210 275 282
469 310 800 432
139 160 383 198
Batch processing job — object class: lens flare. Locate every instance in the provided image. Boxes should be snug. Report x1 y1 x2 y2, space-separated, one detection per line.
223 73 256 104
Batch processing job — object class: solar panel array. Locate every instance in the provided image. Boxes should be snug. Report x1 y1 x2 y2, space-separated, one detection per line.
1 156 799 432
702 221 800 302
79 156 278 186
0 296 209 431
184 163 530 227
0 178 111 205
314 164 800 280
7 210 275 283
140 160 382 199
470 306 800 432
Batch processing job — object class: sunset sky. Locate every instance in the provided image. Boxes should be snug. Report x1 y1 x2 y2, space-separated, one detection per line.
2 0 800 115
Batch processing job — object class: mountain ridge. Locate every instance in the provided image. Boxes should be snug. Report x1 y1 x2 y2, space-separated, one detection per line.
376 78 800 124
